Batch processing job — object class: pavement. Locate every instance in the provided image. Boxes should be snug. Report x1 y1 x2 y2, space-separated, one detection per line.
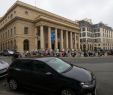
0 56 113 95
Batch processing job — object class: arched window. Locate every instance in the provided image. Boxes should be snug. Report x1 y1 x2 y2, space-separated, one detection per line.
23 39 29 51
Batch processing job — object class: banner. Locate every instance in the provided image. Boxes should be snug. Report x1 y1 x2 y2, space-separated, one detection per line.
51 31 55 42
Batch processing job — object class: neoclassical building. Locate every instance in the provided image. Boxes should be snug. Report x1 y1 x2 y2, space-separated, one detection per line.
0 1 80 53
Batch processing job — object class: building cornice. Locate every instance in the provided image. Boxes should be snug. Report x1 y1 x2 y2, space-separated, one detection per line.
0 16 34 31
0 2 17 22
16 1 79 25
35 15 80 30
0 1 79 27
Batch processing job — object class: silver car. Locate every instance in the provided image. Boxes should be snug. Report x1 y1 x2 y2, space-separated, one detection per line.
0 60 9 78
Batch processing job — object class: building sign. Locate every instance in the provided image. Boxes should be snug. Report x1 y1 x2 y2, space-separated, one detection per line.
51 31 55 42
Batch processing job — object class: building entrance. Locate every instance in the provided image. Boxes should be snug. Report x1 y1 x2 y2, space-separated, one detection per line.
52 42 55 50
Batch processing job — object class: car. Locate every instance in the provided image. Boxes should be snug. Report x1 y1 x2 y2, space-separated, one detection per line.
0 60 9 78
2 49 14 56
7 57 96 95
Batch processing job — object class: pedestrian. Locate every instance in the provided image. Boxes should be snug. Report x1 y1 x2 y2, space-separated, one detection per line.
12 52 19 62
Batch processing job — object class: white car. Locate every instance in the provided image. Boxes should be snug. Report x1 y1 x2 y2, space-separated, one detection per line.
0 60 9 78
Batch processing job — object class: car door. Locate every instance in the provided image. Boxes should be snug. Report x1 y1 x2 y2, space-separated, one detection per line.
12 59 34 88
31 60 62 92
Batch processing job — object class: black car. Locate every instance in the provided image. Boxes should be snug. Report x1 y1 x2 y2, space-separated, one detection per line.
7 57 96 95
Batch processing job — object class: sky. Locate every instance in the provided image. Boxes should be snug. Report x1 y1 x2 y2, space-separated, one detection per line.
0 0 113 27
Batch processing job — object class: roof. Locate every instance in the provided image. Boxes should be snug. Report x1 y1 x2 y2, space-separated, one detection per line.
17 57 56 63
35 57 56 62
0 1 79 26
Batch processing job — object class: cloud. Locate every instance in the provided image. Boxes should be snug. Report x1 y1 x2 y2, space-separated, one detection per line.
0 0 113 27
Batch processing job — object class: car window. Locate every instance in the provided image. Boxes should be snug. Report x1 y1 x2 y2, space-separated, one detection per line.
32 60 47 73
11 59 33 71
20 60 33 71
46 58 71 73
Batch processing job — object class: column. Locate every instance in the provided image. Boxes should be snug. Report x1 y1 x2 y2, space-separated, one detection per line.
78 35 80 50
66 31 68 49
55 28 58 49
40 25 44 49
60 30 63 49
74 33 76 50
34 27 37 50
48 27 51 49
70 31 73 49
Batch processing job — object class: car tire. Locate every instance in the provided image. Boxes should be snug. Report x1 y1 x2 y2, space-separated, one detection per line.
8 79 18 91
91 89 97 95
61 89 76 95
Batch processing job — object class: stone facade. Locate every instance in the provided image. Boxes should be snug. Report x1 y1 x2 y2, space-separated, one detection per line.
0 1 80 53
79 19 113 51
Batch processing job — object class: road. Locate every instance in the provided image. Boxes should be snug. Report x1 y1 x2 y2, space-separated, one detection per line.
0 56 113 95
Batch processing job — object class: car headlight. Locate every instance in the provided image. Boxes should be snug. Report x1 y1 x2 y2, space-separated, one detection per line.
80 82 91 88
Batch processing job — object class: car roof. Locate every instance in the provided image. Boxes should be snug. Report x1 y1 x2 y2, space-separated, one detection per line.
16 57 57 63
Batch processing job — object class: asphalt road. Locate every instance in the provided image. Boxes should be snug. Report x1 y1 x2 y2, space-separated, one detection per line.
0 56 113 95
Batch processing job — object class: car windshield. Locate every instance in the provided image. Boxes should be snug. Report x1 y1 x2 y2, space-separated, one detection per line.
46 58 71 73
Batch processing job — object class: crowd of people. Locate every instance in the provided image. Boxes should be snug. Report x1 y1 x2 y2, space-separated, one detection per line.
6 48 111 61
13 49 109 58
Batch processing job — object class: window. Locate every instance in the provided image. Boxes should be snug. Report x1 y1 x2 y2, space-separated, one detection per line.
23 39 29 51
82 32 86 37
14 27 16 34
14 11 16 14
98 28 100 32
10 14 13 19
11 59 33 71
32 61 47 73
24 27 28 34
47 58 71 73
82 27 85 31
8 30 9 37
11 28 12 36
25 11 28 15
80 33 82 37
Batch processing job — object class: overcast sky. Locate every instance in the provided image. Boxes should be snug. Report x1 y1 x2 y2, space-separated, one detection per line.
0 0 113 27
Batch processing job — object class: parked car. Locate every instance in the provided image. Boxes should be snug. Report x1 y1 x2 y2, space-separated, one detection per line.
2 49 14 56
0 60 9 78
7 57 96 95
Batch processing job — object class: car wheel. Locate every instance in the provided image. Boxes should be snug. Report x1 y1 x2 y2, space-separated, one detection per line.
9 79 18 91
90 88 96 95
61 89 76 95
